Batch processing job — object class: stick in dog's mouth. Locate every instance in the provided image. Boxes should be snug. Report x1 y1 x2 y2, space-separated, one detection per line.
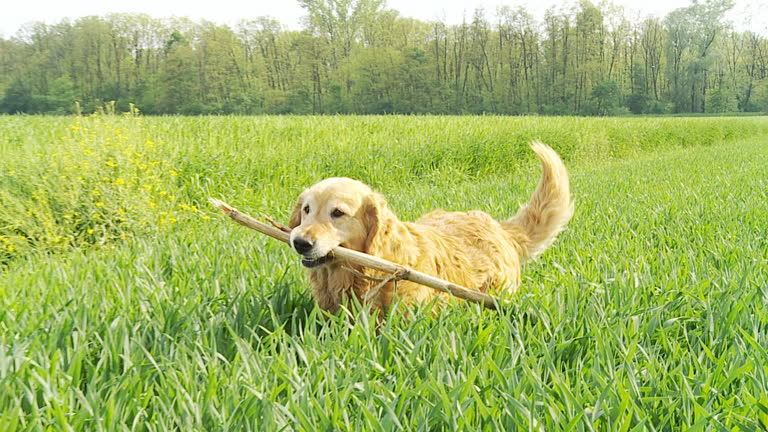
209 197 500 310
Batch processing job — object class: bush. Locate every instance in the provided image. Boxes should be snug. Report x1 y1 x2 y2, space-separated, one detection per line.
541 104 572 115
180 103 215 115
627 93 648 114
1 80 37 113
706 86 738 113
591 80 622 116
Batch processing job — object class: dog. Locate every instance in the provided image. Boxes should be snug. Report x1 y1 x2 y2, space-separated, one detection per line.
288 142 573 314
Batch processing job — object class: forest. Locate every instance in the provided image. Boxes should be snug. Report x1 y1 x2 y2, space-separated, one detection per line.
1 0 766 115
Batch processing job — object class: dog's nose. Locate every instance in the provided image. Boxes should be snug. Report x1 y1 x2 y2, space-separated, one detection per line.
292 237 314 255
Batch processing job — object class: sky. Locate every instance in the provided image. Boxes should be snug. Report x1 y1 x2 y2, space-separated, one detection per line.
1 0 766 38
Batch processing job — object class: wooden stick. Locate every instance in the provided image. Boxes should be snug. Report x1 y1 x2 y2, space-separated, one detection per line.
263 215 291 234
209 198 500 310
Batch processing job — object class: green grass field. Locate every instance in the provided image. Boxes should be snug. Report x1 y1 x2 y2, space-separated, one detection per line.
1 115 768 430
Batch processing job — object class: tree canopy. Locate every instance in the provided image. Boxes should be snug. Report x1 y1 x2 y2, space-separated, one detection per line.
1 0 766 115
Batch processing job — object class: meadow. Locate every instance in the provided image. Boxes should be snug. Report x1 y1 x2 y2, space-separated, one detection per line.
1 114 767 430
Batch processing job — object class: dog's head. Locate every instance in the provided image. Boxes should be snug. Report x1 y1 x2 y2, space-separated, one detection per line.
288 177 387 268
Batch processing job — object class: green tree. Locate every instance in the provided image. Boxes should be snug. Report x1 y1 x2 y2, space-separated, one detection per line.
44 77 78 113
591 79 621 115
0 4 766 116
160 31 198 113
664 0 734 112
0 79 36 113
706 85 737 112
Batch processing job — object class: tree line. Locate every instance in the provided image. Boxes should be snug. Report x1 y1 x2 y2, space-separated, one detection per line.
1 0 767 115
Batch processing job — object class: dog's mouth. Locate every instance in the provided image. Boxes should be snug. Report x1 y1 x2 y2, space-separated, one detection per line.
301 253 334 268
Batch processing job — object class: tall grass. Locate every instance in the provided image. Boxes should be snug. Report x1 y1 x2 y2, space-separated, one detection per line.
1 115 767 430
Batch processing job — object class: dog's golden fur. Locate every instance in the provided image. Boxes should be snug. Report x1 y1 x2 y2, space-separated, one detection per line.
288 142 573 313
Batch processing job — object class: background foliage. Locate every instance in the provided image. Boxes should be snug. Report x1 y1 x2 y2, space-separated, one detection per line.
1 0 767 115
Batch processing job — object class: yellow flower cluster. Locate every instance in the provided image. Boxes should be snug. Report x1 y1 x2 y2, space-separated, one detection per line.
1 115 214 261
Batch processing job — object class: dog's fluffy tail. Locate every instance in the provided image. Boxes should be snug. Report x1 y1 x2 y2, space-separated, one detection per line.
502 142 573 261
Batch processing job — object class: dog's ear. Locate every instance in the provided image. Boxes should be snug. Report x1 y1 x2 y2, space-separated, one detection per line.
288 197 303 229
363 193 386 254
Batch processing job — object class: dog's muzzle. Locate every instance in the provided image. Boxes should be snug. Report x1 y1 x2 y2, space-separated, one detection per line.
292 236 334 268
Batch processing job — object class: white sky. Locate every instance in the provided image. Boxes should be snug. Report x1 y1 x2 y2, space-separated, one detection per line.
1 0 766 38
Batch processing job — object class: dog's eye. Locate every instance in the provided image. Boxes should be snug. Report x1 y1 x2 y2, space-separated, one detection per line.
303 205 310 214
331 208 345 218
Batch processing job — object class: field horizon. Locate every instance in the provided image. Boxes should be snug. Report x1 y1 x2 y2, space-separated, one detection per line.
1 115 767 430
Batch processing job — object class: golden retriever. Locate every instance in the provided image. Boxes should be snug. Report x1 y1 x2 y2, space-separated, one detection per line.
288 142 573 314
